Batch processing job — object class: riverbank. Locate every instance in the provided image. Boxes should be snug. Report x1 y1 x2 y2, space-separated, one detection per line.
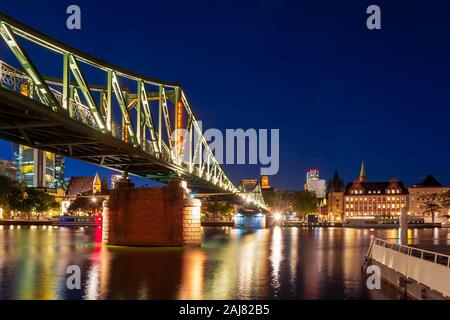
0 220 52 226
1 219 444 229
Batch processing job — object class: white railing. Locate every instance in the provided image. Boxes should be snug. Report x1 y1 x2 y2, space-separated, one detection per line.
370 237 450 298
372 238 450 267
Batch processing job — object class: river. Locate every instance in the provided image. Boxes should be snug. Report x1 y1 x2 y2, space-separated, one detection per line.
0 225 448 300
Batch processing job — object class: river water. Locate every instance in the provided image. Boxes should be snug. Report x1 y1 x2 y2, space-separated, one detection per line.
0 225 448 300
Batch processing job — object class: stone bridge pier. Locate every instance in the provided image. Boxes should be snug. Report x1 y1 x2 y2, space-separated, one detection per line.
102 180 201 247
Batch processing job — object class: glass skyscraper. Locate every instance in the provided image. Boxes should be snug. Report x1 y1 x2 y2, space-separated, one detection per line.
14 144 65 189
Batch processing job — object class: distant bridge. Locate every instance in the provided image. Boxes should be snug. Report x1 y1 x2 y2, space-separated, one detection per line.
0 13 266 210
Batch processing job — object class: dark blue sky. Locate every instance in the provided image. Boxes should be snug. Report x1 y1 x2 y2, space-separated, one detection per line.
1 0 450 189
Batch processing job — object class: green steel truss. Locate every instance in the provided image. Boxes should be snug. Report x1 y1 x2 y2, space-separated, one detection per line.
0 12 266 209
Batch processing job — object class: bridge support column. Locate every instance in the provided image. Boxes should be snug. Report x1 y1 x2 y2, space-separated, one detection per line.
104 180 201 246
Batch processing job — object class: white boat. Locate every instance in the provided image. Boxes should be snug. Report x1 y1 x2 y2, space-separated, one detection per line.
52 216 102 226
344 217 426 228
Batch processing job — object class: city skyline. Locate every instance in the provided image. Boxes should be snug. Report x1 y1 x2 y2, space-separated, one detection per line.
0 139 448 190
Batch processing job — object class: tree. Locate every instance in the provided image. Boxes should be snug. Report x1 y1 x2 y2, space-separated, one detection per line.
11 188 59 219
419 193 443 224
67 196 102 216
263 191 294 214
0 176 25 219
202 201 235 221
442 191 450 210
0 176 59 219
292 191 318 221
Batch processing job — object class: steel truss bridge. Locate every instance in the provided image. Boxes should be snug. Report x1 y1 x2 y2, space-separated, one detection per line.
0 13 266 210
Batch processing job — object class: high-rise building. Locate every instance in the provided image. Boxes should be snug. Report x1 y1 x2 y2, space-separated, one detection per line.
306 169 320 182
14 144 62 188
260 175 274 192
343 162 408 219
54 155 65 189
304 169 326 199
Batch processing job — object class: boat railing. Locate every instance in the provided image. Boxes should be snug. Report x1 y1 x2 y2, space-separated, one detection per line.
372 238 450 267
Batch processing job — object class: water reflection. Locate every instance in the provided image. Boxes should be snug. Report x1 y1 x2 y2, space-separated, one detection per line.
1 226 448 300
270 226 282 296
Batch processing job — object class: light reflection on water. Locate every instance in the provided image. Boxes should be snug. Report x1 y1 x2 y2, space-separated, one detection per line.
0 226 449 300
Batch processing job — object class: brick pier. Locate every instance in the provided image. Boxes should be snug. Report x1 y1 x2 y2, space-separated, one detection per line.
102 180 201 246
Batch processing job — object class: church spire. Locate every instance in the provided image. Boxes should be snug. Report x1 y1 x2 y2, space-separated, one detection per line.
359 161 366 182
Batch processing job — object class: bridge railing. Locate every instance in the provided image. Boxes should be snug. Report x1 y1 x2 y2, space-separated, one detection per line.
0 13 268 207
1 59 125 139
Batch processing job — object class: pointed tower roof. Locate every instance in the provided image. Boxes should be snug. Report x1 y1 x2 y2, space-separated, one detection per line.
359 161 367 182
415 175 442 187
328 170 345 192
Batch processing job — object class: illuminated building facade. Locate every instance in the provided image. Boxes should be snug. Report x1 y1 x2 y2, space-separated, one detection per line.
62 173 108 213
344 162 408 219
14 145 57 188
54 155 65 189
111 174 123 189
260 175 274 192
304 169 327 199
306 169 320 182
0 160 17 181
408 175 450 222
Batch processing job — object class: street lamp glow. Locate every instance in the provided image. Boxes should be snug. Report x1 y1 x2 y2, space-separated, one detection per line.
274 213 282 221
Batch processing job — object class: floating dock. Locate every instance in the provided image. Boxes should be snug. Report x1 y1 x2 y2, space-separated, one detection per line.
364 238 450 300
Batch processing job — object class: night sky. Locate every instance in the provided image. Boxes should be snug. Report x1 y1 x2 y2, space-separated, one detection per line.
0 0 450 189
